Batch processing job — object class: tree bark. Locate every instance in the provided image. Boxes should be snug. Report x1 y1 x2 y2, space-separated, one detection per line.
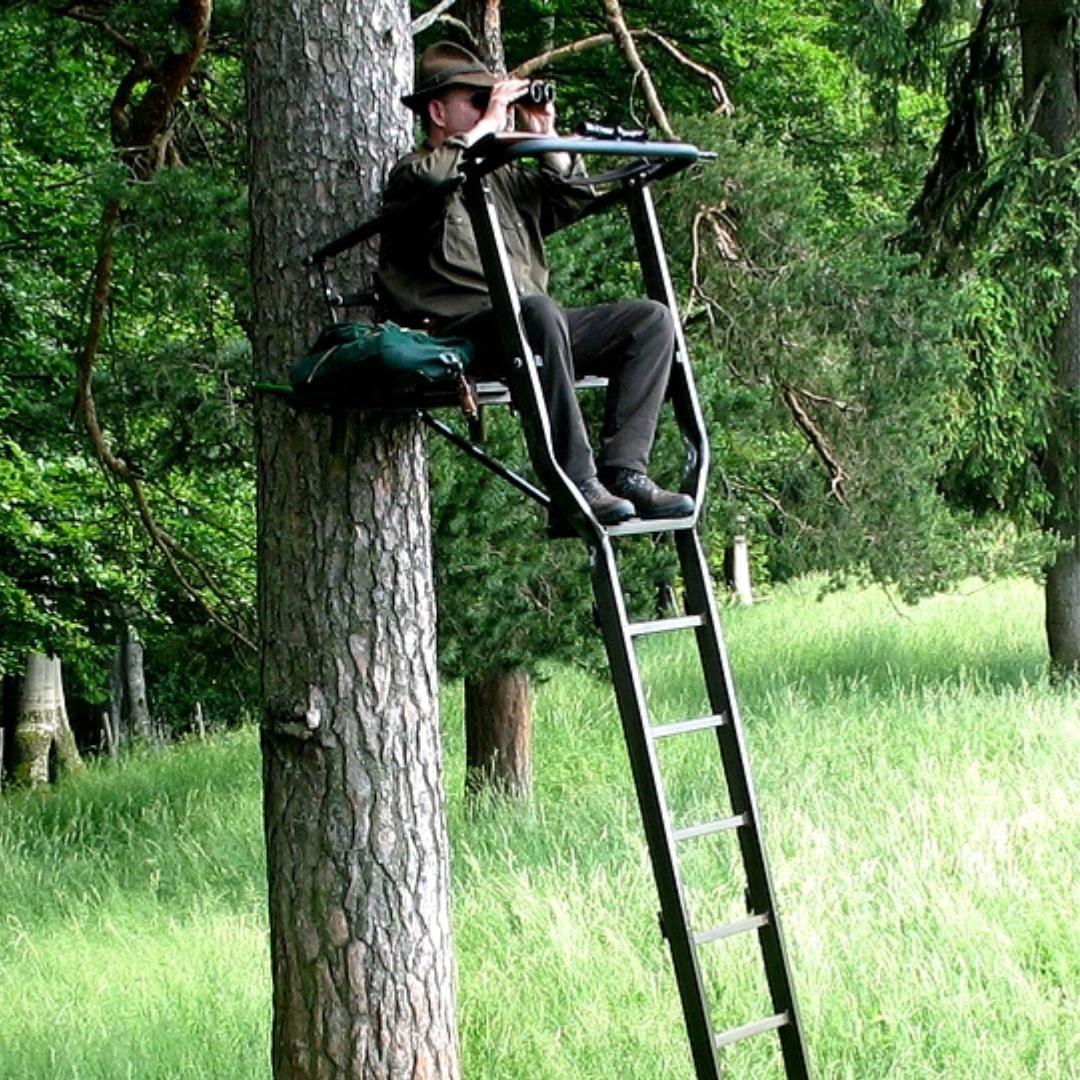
124 629 154 742
1020 0 1080 675
461 0 505 74
14 653 82 788
465 671 533 799
246 2 460 1077
52 658 85 775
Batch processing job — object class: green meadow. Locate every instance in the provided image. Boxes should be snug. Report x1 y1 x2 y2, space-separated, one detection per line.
1 578 1077 1079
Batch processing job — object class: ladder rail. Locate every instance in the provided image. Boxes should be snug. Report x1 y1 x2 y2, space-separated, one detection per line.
675 528 812 1078
590 538 725 1080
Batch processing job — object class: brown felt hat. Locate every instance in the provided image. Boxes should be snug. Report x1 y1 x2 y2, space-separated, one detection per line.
402 41 498 112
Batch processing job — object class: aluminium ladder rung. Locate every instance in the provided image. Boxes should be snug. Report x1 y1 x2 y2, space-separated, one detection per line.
672 813 747 842
693 912 770 946
649 713 726 739
714 1012 791 1050
628 614 704 637
607 516 698 537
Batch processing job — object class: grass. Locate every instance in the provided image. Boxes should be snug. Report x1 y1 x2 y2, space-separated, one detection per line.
1 577 1077 1078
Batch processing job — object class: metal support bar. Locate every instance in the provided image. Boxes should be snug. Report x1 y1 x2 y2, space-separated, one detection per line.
421 411 550 508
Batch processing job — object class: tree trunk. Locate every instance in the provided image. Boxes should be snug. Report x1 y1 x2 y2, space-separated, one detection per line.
14 652 83 788
462 0 505 73
109 641 126 749
246 2 460 1078
109 626 155 746
465 671 533 799
52 658 84 775
1020 0 1080 675
125 628 154 742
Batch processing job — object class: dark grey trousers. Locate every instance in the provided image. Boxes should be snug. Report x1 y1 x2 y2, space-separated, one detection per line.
445 295 676 485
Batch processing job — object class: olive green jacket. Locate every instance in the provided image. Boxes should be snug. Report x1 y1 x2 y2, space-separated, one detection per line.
376 135 593 321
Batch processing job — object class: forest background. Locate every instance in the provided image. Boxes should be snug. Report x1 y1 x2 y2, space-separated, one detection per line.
0 0 1076 761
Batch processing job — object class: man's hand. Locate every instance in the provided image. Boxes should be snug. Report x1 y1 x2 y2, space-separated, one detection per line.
475 78 531 137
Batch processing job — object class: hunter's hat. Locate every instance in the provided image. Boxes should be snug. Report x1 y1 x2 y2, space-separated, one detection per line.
402 41 497 112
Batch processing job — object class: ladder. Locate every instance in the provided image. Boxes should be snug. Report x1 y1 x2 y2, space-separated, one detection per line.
454 135 813 1078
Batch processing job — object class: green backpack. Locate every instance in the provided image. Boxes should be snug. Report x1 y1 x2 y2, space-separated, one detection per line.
289 321 473 408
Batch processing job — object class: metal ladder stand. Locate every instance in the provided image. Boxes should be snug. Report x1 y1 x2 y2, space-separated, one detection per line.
309 133 812 1079
452 136 812 1079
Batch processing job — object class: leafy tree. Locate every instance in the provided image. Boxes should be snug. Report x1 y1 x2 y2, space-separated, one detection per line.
0 2 257 725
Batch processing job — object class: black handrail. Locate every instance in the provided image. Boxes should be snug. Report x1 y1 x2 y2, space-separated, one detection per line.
305 134 714 265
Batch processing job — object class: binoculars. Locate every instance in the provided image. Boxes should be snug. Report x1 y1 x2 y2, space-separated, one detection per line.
516 80 556 105
470 81 556 112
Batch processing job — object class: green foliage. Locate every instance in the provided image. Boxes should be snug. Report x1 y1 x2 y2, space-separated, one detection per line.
0 3 256 719
3 0 1072 702
651 114 1046 598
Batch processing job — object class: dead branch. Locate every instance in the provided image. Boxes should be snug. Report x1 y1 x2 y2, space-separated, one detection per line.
636 29 733 115
412 0 459 35
513 33 612 77
514 26 732 123
781 384 848 504
789 386 857 413
684 206 739 325
597 0 675 138
729 479 816 537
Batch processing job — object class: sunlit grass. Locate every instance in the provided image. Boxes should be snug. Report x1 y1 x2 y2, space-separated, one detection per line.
1 577 1076 1078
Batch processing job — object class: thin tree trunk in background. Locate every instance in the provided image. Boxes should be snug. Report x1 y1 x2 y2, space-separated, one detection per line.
247 0 460 1075
101 711 117 757
465 670 533 799
109 626 155 746
109 642 126 749
124 628 154 741
1020 0 1080 676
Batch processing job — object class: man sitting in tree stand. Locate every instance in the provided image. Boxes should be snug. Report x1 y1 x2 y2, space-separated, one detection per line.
378 41 695 526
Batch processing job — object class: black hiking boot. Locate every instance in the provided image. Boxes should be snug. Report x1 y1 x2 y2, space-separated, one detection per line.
578 477 636 525
600 467 695 519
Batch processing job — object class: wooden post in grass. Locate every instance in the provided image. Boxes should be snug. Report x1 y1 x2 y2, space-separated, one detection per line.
725 516 754 605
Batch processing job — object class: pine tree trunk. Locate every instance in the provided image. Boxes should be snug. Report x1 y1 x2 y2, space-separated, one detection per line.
465 671 533 799
1020 0 1080 676
14 652 61 788
462 0 505 73
246 2 460 1077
